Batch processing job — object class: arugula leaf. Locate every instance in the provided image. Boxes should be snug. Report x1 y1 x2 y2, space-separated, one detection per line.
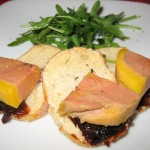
29 17 52 30
8 0 140 50
56 4 66 15
90 0 101 17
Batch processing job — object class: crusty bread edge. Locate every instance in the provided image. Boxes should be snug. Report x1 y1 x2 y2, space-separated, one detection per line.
42 46 130 147
48 101 130 147
11 45 61 121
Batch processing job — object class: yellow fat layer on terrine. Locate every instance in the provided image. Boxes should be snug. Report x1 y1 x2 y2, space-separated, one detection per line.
0 57 41 108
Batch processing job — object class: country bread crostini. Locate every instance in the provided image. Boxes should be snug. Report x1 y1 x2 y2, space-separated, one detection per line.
43 47 140 146
0 44 61 123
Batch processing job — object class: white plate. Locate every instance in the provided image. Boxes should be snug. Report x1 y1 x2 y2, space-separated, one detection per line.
0 0 150 150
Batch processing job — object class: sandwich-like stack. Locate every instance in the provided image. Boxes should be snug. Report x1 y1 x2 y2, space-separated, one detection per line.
0 44 60 123
42 46 150 146
98 47 150 112
0 44 149 147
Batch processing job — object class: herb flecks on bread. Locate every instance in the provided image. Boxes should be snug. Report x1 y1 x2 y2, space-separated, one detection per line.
43 47 131 146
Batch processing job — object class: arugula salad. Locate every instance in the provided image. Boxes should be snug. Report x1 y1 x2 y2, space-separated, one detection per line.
8 0 140 50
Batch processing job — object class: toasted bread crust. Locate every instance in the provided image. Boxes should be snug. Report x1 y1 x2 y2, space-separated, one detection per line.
48 101 131 147
10 44 61 121
18 44 61 69
43 47 121 146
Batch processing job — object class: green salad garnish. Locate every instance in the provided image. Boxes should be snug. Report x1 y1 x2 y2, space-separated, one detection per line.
8 0 140 50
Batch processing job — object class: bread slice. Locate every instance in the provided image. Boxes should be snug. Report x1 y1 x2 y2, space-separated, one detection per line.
18 44 61 70
42 47 128 146
4 44 61 122
96 47 122 74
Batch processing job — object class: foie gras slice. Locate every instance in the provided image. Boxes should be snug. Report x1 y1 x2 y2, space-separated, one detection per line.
0 57 41 108
59 73 140 126
116 48 150 96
